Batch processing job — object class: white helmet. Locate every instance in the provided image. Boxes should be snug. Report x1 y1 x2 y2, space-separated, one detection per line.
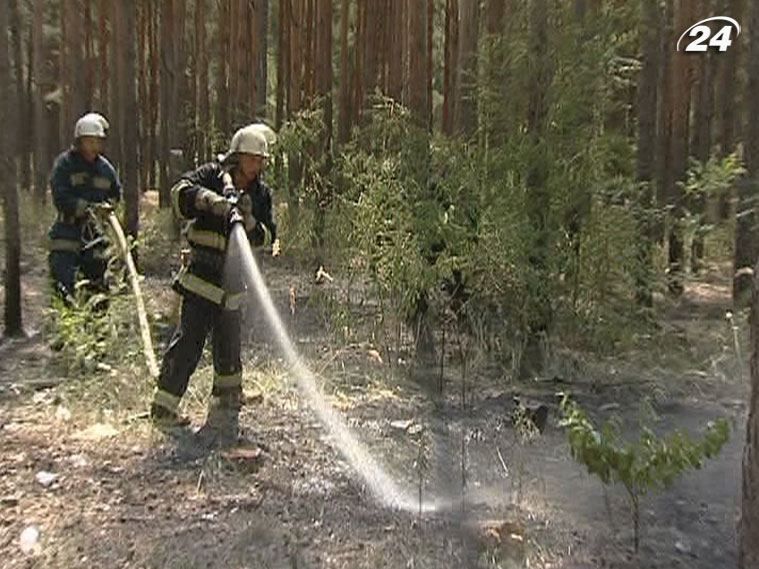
74 112 109 139
248 123 277 146
223 124 271 163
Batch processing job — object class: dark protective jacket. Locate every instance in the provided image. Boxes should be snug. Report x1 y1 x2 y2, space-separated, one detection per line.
171 160 277 309
48 149 122 250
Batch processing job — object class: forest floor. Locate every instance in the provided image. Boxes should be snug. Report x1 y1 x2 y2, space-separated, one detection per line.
0 200 748 569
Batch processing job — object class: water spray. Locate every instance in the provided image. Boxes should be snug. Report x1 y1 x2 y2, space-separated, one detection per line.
228 225 437 512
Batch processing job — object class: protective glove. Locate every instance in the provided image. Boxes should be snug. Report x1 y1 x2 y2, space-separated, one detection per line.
271 238 281 258
90 201 114 220
226 207 244 233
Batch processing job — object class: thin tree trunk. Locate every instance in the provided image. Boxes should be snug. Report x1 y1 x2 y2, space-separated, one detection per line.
148 0 159 188
10 0 30 191
740 263 759 567
520 0 552 380
408 0 429 128
276 0 288 128
635 0 661 307
456 0 479 136
690 2 716 273
32 0 47 199
110 0 124 170
388 0 404 103
84 0 94 109
217 0 230 135
442 0 458 136
138 0 149 189
352 0 364 124
735 0 759 304
655 0 674 244
159 0 175 207
338 0 351 143
427 0 433 131
122 3 139 238
195 0 209 161
1 0 23 336
255 0 269 117
99 0 109 110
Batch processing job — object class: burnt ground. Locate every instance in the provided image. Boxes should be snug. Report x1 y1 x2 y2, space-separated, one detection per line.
0 210 749 569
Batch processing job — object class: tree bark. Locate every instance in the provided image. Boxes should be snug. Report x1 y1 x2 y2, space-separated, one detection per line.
217 0 230 135
1 0 23 336
740 263 759 568
122 3 139 238
456 0 479 136
159 0 175 207
717 0 744 157
10 0 30 191
276 0 288 128
635 0 661 307
148 0 159 188
337 0 351 142
194 0 208 161
98 0 109 110
109 0 124 170
655 0 674 244
734 0 759 304
442 0 458 136
408 0 429 128
255 0 269 117
520 0 552 380
388 0 404 103
665 0 698 296
31 0 47 199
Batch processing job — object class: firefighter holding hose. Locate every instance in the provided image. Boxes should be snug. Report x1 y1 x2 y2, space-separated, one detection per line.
48 112 122 303
150 123 279 443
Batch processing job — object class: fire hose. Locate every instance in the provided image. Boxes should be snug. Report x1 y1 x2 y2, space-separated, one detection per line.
102 210 160 379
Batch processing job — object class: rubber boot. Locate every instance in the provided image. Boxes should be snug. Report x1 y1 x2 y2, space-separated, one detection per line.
197 390 242 448
149 403 191 429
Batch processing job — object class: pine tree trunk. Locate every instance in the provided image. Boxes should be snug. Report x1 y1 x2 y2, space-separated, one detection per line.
665 0 698 296
1 0 23 336
122 3 139 238
276 0 288 128
314 0 333 259
740 264 759 567
337 0 351 143
635 0 661 307
442 0 458 136
734 0 759 304
690 2 716 273
520 0 552 380
255 0 269 117
456 0 479 136
408 0 429 128
99 0 109 109
217 0 230 135
159 0 175 207
195 0 209 161
84 0 95 109
388 0 404 103
148 0 159 188
10 0 30 191
110 0 124 170
654 0 673 246
352 0 364 124
31 0 47 199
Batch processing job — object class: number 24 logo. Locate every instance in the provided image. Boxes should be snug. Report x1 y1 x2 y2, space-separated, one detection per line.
676 16 741 52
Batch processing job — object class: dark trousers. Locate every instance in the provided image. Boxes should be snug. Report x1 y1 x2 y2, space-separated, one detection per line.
49 248 108 298
156 293 242 409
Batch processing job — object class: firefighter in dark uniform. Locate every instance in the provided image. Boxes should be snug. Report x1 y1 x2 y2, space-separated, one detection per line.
150 124 280 439
48 113 122 302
